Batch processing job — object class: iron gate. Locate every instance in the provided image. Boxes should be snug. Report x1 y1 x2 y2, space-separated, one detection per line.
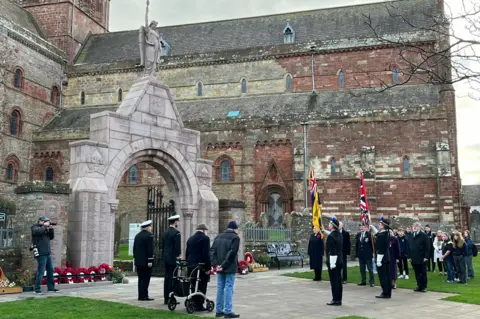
146 186 175 276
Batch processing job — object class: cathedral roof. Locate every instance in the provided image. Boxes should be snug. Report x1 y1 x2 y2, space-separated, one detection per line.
41 85 440 132
0 0 45 38
74 0 437 65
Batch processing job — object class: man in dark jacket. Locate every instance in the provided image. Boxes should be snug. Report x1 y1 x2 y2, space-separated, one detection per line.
162 214 181 304
31 216 57 294
133 220 154 301
324 216 343 306
186 224 211 311
355 224 375 287
339 222 351 284
210 221 240 318
408 222 430 292
405 226 414 255
424 225 435 272
371 217 392 299
308 224 324 281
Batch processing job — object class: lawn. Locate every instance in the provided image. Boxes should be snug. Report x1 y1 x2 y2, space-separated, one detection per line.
285 257 480 305
0 296 199 319
115 244 133 261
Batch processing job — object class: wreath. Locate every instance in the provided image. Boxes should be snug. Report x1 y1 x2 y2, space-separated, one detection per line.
76 267 88 283
245 252 254 264
97 264 110 281
64 267 77 284
53 267 63 284
87 266 98 282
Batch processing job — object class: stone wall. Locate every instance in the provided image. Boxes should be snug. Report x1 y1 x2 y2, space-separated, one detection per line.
11 181 70 270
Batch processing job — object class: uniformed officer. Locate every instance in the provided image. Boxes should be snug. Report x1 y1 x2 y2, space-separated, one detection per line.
186 224 211 311
162 214 181 304
370 217 392 299
324 216 343 306
133 220 154 301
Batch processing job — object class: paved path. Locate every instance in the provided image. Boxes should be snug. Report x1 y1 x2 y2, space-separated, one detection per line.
2 267 480 319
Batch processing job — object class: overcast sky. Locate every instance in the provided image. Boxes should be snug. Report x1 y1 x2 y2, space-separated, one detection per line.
110 0 480 185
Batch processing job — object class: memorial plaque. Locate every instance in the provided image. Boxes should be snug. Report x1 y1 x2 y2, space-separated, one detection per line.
129 224 142 256
50 226 63 268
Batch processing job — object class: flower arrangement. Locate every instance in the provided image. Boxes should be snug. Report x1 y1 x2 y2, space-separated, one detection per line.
11 268 32 287
53 267 62 285
64 267 76 284
109 266 124 283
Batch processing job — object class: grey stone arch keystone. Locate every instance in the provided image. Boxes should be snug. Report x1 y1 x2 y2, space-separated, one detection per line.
68 75 218 268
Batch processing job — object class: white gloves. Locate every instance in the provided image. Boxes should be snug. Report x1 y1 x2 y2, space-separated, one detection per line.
376 254 384 267
323 230 331 236
329 256 338 269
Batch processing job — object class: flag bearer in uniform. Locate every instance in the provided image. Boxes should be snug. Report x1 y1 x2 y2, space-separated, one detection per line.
370 217 392 299
133 220 155 301
162 214 181 304
324 216 343 306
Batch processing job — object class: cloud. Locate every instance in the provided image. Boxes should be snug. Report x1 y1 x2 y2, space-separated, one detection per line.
110 0 479 185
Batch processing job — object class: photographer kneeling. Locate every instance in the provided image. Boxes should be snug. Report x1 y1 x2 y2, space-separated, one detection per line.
31 216 58 294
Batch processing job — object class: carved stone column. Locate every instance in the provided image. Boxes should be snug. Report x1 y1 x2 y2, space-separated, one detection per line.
110 200 120 258
181 210 194 257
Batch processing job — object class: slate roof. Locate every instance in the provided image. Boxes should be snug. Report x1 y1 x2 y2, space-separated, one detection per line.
42 85 440 132
463 185 480 207
74 0 437 65
0 0 44 38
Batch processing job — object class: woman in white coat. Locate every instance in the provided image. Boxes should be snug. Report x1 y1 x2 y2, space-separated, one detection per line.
433 231 445 275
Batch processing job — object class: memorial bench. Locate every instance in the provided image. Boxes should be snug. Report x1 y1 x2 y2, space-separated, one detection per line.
266 242 304 270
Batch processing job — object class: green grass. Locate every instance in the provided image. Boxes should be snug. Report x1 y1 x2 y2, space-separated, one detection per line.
285 257 480 305
115 244 133 261
0 296 199 319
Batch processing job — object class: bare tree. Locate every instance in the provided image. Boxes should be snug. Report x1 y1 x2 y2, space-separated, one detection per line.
356 0 480 98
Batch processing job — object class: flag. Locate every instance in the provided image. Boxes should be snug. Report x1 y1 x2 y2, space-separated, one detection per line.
308 168 323 233
359 171 370 226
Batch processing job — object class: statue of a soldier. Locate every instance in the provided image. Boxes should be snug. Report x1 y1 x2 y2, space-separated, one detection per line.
138 0 162 76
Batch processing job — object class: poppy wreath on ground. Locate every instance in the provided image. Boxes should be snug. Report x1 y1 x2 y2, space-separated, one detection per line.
53 267 62 284
76 268 88 283
64 267 76 284
245 252 254 264
87 266 98 282
209 266 217 275
237 261 249 275
97 264 110 281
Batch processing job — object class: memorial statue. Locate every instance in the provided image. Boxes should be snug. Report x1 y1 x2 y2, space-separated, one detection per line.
138 0 162 76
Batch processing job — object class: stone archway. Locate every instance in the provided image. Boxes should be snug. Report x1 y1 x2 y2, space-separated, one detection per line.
67 76 218 268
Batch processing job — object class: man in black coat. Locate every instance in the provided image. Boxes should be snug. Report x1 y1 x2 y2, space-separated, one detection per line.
408 222 430 292
308 225 324 281
186 224 211 311
324 217 343 306
339 222 351 284
370 217 392 299
133 220 154 301
31 216 57 294
162 214 181 304
424 225 435 272
355 224 375 287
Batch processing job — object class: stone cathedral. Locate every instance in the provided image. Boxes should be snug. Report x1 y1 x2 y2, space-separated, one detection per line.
0 0 467 245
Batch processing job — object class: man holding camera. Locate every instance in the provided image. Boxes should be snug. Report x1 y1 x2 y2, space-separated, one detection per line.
31 216 58 294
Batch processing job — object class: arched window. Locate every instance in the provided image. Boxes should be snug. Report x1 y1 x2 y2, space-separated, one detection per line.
129 165 138 184
9 110 21 136
393 66 399 84
286 74 292 91
51 85 60 105
118 88 123 102
338 71 345 88
330 158 336 176
197 82 203 97
45 167 54 182
268 192 284 227
403 156 409 175
220 160 230 181
80 91 85 105
283 22 295 44
241 78 247 94
6 163 14 181
13 68 24 89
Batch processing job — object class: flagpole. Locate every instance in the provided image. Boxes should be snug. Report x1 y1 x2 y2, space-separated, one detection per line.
301 121 309 209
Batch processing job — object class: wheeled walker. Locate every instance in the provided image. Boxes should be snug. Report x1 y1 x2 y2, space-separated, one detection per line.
167 261 215 314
